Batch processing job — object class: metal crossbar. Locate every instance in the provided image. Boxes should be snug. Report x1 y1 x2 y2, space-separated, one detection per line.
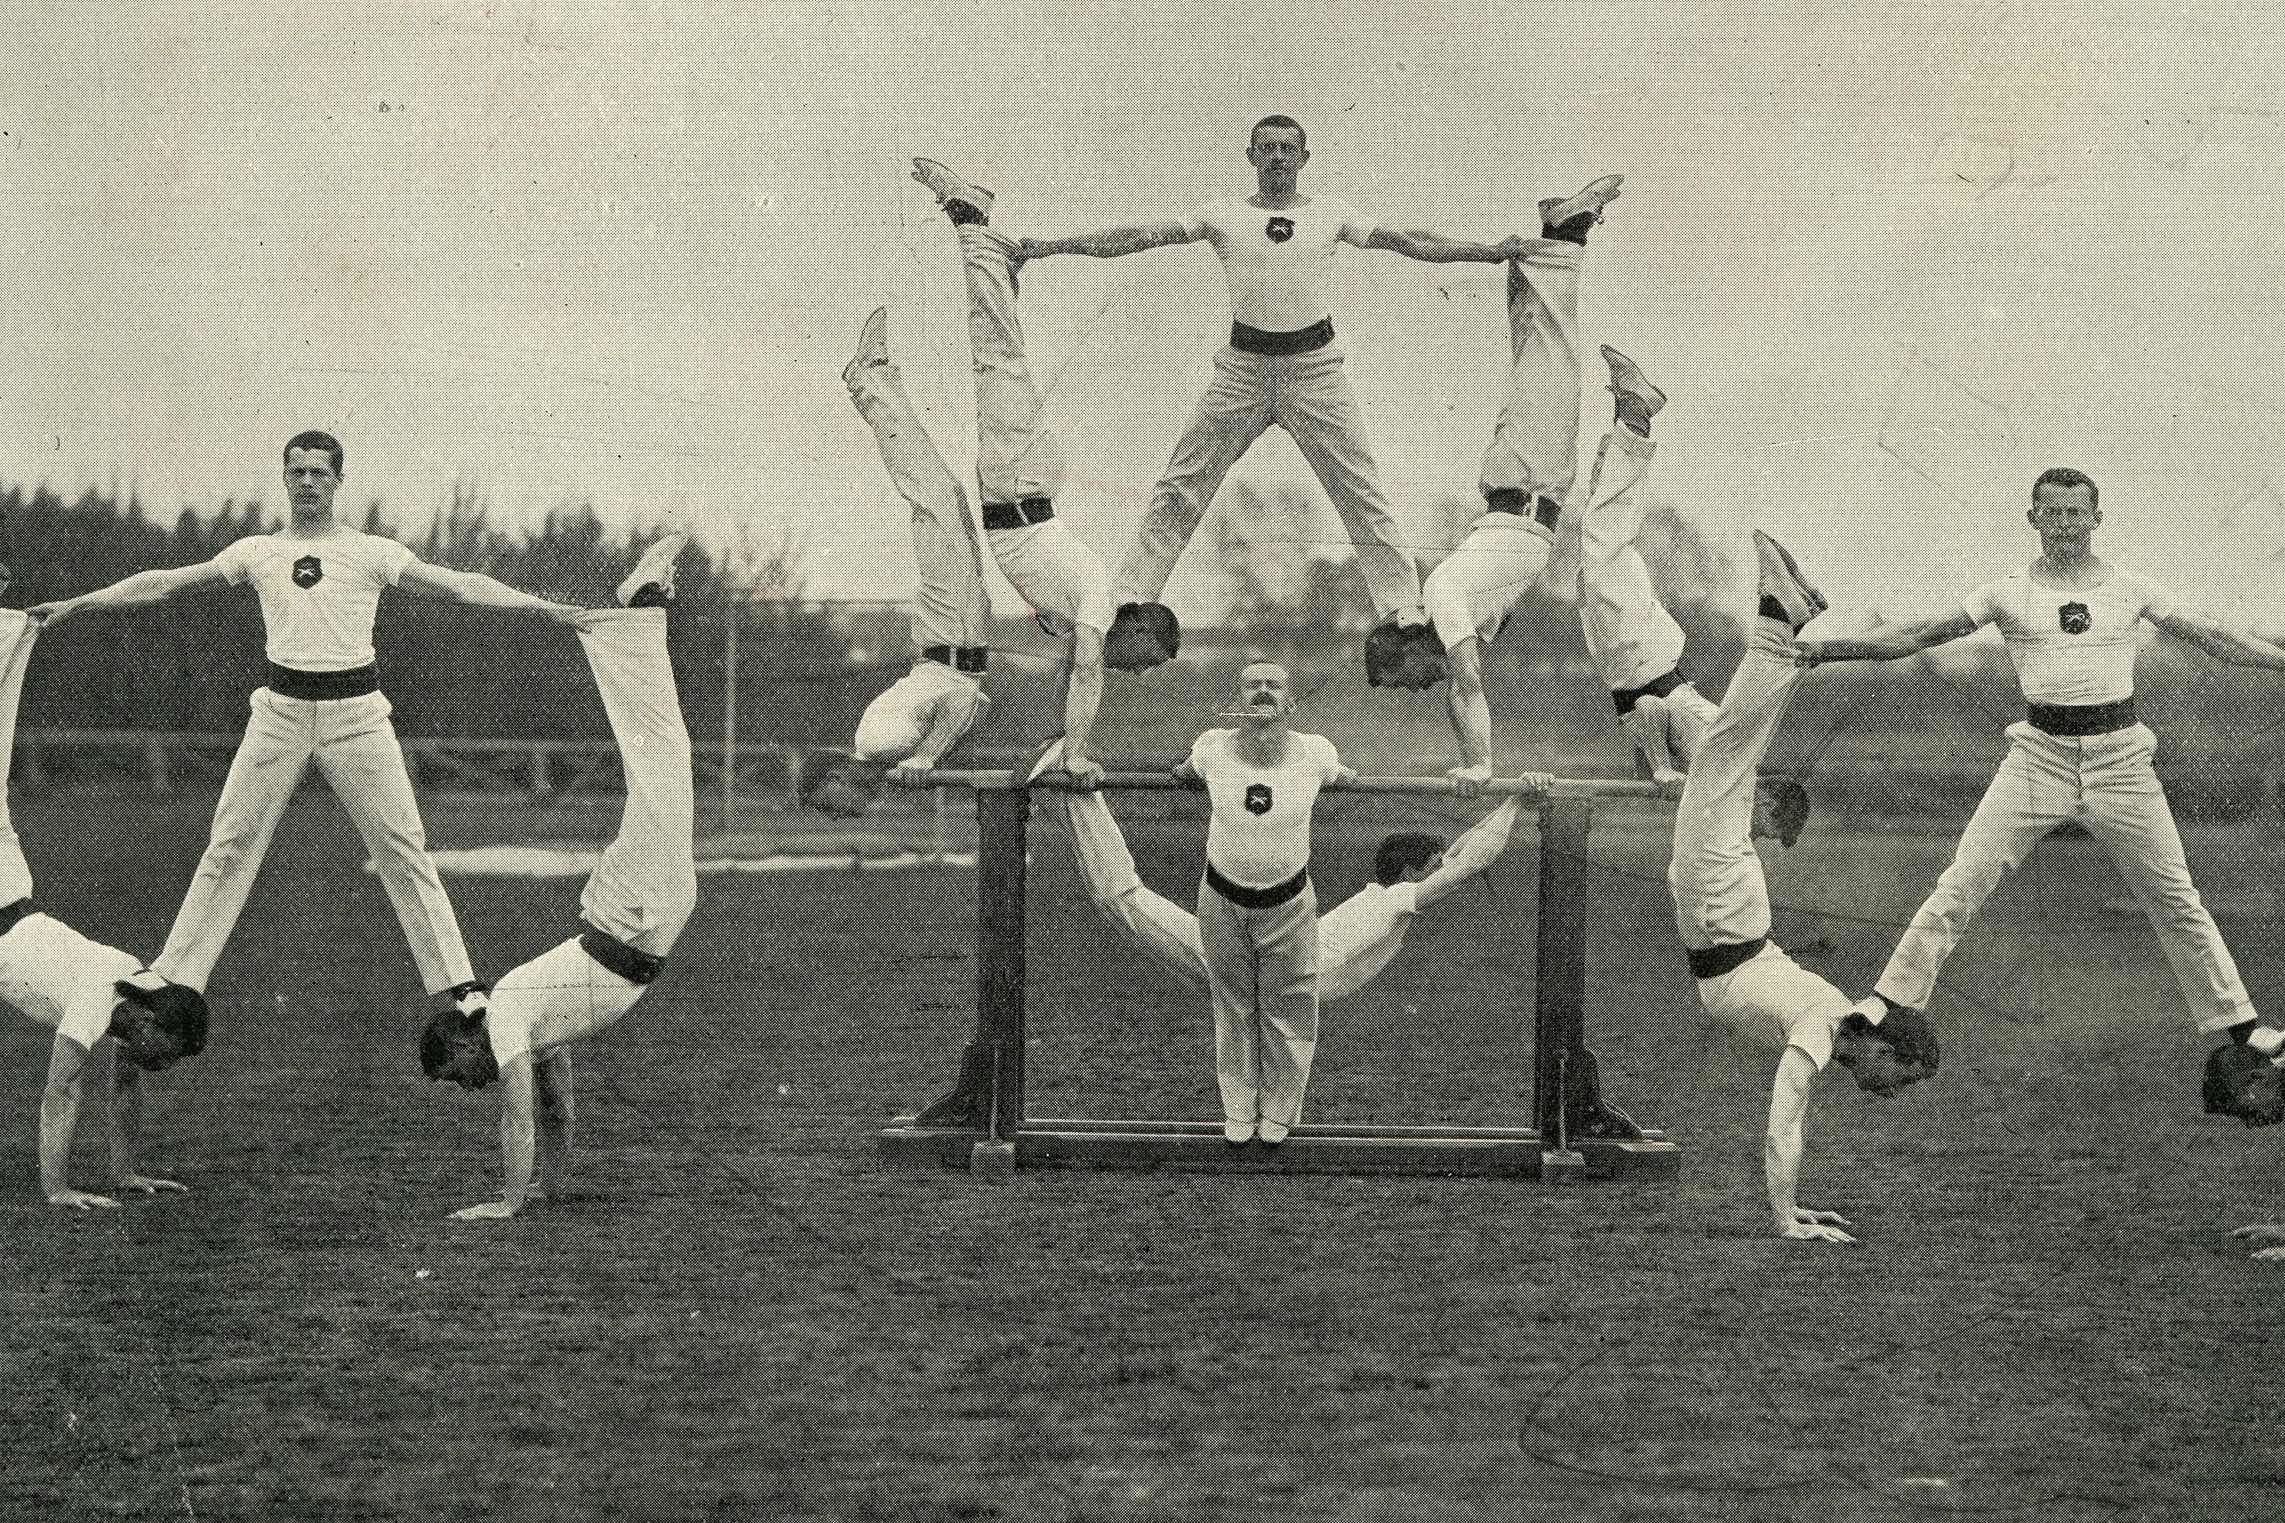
877 773 1683 1182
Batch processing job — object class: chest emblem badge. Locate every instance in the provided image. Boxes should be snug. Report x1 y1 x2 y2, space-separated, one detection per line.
1264 216 1295 244
2058 601 2091 634
292 555 324 589
1244 782 1274 815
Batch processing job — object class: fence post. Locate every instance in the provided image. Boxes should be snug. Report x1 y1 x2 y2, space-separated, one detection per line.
531 744 552 799
145 736 172 795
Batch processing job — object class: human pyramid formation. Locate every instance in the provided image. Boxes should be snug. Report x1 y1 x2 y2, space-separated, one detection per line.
814 117 2285 1247
12 117 2285 1251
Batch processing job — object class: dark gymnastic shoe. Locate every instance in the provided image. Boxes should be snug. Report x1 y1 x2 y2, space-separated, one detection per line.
1753 530 1828 633
1600 344 1666 436
618 533 687 608
1540 174 1625 227
910 157 994 223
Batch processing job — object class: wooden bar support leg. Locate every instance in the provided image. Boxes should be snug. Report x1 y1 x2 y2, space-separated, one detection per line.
913 785 1030 1152
1532 798 1644 1147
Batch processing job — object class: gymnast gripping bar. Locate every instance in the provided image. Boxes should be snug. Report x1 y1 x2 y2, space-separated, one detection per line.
903 770 1671 800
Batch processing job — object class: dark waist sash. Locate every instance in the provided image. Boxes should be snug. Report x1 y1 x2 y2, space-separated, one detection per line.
0 897 37 939
1205 862 1310 910
980 497 1056 531
1485 489 1563 534
267 662 381 702
921 644 990 674
1230 316 1335 356
2027 697 2136 737
1688 936 1768 981
579 928 667 986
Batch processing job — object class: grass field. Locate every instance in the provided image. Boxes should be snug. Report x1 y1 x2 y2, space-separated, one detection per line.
8 783 2285 1521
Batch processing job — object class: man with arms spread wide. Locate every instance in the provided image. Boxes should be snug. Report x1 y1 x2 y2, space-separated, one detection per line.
1020 116 1557 674
421 540 696 1219
1171 661 1353 1144
0 595 210 1208
1797 467 2285 1082
35 431 585 1023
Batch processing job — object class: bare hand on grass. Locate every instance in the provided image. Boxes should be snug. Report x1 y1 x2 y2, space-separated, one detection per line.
1779 1208 1856 1244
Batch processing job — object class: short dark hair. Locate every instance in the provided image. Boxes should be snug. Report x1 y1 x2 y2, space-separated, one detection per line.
1758 776 1811 849
1844 1004 1941 1080
115 979 209 1059
1373 831 1446 887
797 750 883 818
2031 466 2097 509
1251 115 1306 149
1105 602 1181 667
419 1008 490 1079
283 430 345 477
1364 621 1446 689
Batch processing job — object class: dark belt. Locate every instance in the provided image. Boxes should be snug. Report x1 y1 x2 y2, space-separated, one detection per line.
1688 936 1768 981
0 897 36 938
2027 697 2136 737
921 644 990 674
1205 862 1310 909
1230 316 1335 356
267 662 380 702
579 928 667 986
980 497 1055 531
1486 488 1563 534
1612 668 1686 718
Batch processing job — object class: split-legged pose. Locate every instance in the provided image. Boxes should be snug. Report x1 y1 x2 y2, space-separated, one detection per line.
804 310 998 818
1013 121 1590 675
1798 469 2285 1055
33 431 586 1024
421 551 698 1219
1171 661 1354 1143
1047 738 1531 1000
1674 538 1939 1241
907 175 1114 785
0 606 210 1207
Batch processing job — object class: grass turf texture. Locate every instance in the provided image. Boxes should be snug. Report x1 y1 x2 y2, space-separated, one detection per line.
6 787 2285 1521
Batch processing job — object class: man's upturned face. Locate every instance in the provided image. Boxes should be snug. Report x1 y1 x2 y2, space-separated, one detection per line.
1247 126 1308 187
436 1043 499 1092
1846 1041 1922 1098
284 448 341 524
1398 851 1447 885
1237 662 1293 723
2028 482 2099 551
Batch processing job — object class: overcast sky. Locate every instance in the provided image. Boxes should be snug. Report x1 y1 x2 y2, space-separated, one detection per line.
6 2 2284 624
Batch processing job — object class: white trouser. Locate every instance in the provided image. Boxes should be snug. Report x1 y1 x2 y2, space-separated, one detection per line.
958 226 1068 505
1113 344 1424 620
0 612 39 904
574 610 697 958
846 359 994 653
1670 628 1797 951
1574 426 1681 695
1197 876 1320 1136
1476 239 1586 499
1877 720 2254 1032
155 687 471 995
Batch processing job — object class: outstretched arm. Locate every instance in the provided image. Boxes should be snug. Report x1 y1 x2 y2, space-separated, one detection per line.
1411 797 1523 911
451 1053 536 1220
1021 221 1198 260
1766 1046 1855 1242
1796 609 1977 666
2153 609 2285 672
534 1049 574 1200
39 1034 115 1208
1442 636 1495 796
397 561 583 622
32 561 229 629
1364 227 1525 265
1057 626 1107 788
